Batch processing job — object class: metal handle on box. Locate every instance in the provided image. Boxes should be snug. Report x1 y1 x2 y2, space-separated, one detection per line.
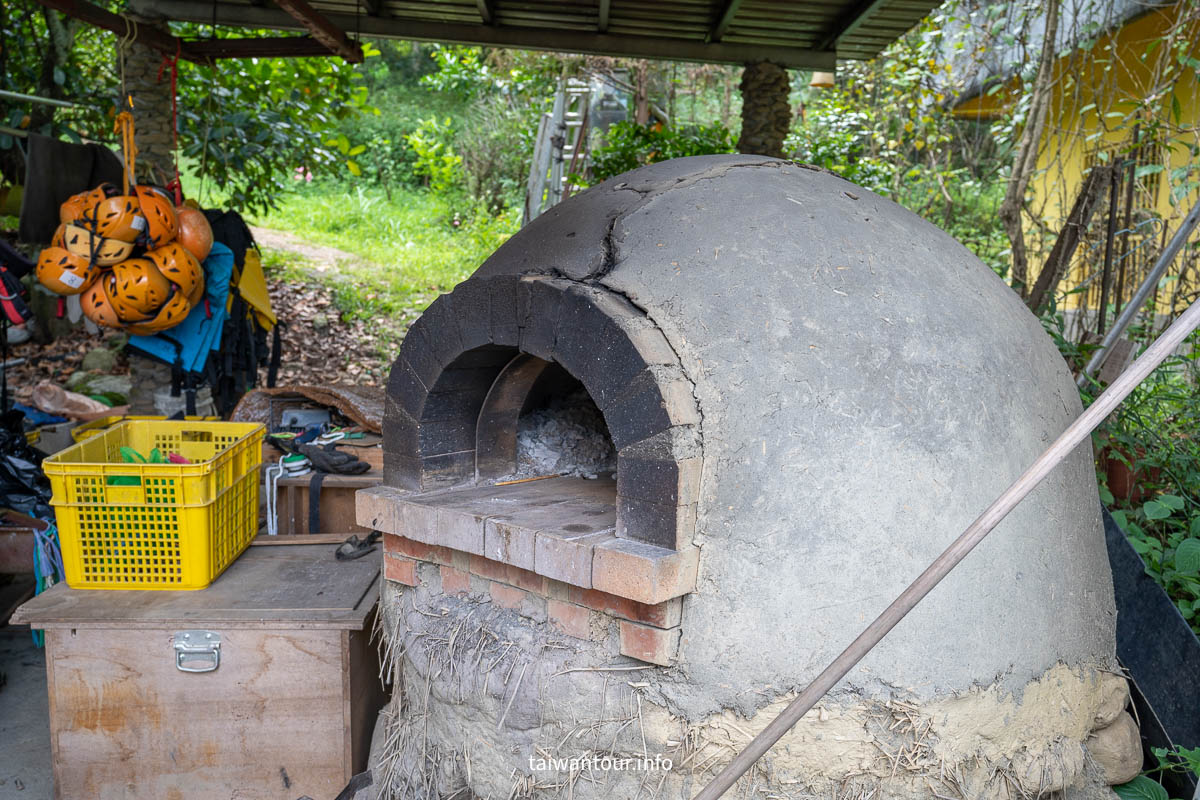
174 630 221 673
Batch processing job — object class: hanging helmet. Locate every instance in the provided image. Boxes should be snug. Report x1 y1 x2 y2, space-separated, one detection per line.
186 275 205 307
175 206 213 261
59 193 90 225
35 247 98 295
135 185 178 248
62 224 136 267
80 273 123 328
111 257 172 315
125 290 192 336
59 183 117 225
146 242 204 299
82 195 146 242
51 223 66 248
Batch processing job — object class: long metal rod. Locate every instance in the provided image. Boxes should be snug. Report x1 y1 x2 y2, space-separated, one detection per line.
1097 164 1121 335
0 88 79 109
693 295 1200 800
1078 198 1200 387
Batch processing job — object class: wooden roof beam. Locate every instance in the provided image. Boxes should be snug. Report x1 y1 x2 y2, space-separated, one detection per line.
36 0 195 59
476 0 496 25
271 0 364 61
146 0 838 69
597 0 610 33
817 0 890 52
188 35 344 59
707 0 743 43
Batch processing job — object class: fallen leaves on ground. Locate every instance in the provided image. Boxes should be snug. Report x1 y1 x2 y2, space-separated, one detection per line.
265 277 405 387
5 279 408 404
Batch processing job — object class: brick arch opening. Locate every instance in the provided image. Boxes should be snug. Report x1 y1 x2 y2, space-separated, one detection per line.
382 274 701 553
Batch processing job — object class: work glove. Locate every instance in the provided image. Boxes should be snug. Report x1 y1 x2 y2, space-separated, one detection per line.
293 442 372 475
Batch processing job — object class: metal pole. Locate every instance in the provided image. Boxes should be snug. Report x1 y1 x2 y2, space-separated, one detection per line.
692 295 1200 800
1096 165 1121 335
0 89 79 109
1078 198 1200 387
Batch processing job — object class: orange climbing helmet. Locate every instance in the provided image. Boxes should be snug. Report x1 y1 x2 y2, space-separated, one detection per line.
111 257 172 315
62 224 136 266
35 247 98 295
83 194 146 243
59 183 117 225
135 185 178 248
80 273 123 328
175 205 213 261
146 241 204 300
124 289 192 336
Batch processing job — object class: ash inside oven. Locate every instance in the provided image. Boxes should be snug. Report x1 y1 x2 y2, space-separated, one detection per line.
514 386 616 479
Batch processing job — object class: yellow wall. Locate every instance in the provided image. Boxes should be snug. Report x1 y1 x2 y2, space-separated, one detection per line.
957 2 1200 315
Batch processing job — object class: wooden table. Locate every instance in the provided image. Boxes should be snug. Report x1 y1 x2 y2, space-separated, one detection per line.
12 544 386 800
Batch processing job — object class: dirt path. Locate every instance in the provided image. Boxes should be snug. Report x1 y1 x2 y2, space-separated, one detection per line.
250 226 376 273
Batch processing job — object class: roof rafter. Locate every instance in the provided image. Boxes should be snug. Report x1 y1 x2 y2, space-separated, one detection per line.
145 0 839 69
707 0 743 43
597 0 610 33
817 0 891 51
271 0 364 62
188 35 345 58
37 0 195 59
475 0 496 25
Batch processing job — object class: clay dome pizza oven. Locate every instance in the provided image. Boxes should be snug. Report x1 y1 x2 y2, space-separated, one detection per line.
358 155 1132 799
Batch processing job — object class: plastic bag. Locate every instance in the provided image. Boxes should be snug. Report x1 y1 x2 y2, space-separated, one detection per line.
0 425 52 517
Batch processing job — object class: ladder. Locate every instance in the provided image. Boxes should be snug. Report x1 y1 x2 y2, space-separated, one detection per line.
523 79 591 226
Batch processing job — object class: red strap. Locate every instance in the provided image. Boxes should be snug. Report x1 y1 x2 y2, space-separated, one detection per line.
157 42 183 205
204 297 212 319
56 296 65 319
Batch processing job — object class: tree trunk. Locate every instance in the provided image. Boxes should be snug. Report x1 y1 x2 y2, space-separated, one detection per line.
29 9 80 132
737 61 791 158
998 0 1061 299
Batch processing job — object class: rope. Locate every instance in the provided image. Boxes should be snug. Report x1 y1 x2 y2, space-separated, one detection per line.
115 110 137 195
157 41 184 204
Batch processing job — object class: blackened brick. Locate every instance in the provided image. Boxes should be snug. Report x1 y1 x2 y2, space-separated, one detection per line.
416 295 464 366
387 358 430 422
616 495 696 550
602 371 672 449
519 280 564 360
616 455 701 506
418 416 477 456
488 277 521 346
398 323 442 389
420 451 475 488
449 280 492 350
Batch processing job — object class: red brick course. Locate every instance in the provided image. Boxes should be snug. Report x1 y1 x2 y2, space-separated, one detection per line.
384 554 419 587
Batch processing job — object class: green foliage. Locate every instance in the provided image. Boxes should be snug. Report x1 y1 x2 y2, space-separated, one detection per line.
177 38 378 215
253 183 516 320
405 117 463 195
0 2 115 179
1114 776 1169 800
586 120 736 184
1114 745 1200 800
1095 343 1200 634
456 96 532 213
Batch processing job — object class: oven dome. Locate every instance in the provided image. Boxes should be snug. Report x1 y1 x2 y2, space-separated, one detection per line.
372 155 1120 800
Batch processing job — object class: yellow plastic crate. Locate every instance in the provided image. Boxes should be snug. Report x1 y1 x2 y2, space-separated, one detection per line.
43 420 265 590
71 414 221 443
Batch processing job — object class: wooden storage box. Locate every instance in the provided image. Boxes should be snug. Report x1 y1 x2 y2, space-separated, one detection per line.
12 543 386 800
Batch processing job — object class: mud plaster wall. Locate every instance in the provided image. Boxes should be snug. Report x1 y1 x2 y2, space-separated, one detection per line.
375 577 1122 800
374 156 1122 797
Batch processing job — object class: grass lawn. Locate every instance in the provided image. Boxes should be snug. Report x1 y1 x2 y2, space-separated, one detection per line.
251 183 519 324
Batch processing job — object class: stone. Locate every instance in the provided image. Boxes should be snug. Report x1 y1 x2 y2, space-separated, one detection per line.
80 347 118 372
312 313 329 331
1086 712 1142 785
